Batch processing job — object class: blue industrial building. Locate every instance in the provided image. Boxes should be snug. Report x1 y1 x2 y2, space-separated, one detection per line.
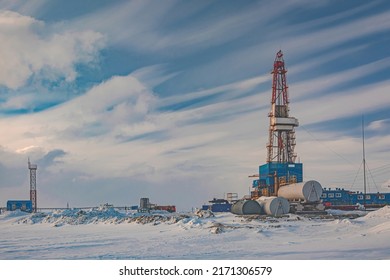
322 188 390 208
252 162 303 195
7 200 33 212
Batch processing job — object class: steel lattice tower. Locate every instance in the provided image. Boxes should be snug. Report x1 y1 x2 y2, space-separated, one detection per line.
28 159 37 213
266 50 299 163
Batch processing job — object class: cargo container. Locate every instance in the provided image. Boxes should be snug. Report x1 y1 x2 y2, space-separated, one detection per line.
202 203 232 212
202 198 233 212
7 200 33 212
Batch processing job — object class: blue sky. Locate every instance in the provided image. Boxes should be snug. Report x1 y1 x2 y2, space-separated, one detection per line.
0 0 390 210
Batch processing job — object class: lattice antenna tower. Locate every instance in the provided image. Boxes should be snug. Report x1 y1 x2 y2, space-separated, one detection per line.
266 50 299 163
28 158 38 213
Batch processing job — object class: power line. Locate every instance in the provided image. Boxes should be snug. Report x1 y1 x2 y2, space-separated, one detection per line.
365 162 380 192
300 125 358 167
300 125 389 191
350 161 363 189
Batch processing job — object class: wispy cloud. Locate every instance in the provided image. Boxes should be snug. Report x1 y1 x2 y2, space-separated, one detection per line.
68 0 331 55
0 10 104 90
198 4 390 86
159 74 270 110
0 0 48 16
291 56 390 100
1 1 390 209
368 118 390 131
279 9 390 56
131 65 179 89
294 80 390 126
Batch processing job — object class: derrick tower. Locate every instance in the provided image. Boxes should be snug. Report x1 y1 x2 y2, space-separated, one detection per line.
28 159 37 213
266 50 299 163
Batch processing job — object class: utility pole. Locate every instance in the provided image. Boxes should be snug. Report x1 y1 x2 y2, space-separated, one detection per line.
362 116 367 209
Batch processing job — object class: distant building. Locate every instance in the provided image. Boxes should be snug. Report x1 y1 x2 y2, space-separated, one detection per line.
7 200 33 212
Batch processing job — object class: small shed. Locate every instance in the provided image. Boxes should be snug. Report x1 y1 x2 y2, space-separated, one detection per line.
7 200 33 212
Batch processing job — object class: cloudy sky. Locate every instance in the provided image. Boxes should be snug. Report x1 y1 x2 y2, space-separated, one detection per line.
0 0 389 210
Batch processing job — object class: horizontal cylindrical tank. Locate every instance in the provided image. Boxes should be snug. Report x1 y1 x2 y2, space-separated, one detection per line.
277 180 323 202
231 200 262 215
257 196 290 216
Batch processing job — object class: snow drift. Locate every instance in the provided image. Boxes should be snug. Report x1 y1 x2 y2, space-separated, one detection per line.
1 207 390 259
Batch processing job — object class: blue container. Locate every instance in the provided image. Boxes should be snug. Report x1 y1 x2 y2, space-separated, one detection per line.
211 203 232 212
201 203 232 212
7 200 33 212
202 205 210 211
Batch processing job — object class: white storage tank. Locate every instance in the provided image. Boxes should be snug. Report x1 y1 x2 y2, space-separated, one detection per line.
277 180 323 202
257 196 290 216
231 200 263 215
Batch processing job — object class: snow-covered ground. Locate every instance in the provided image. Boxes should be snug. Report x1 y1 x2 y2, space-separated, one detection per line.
0 206 390 260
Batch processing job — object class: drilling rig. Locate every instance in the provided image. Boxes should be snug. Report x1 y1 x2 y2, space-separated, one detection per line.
251 50 324 213
267 50 299 164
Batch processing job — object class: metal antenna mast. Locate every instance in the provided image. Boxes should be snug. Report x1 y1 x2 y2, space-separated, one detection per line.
362 116 367 208
266 50 299 163
28 158 38 213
